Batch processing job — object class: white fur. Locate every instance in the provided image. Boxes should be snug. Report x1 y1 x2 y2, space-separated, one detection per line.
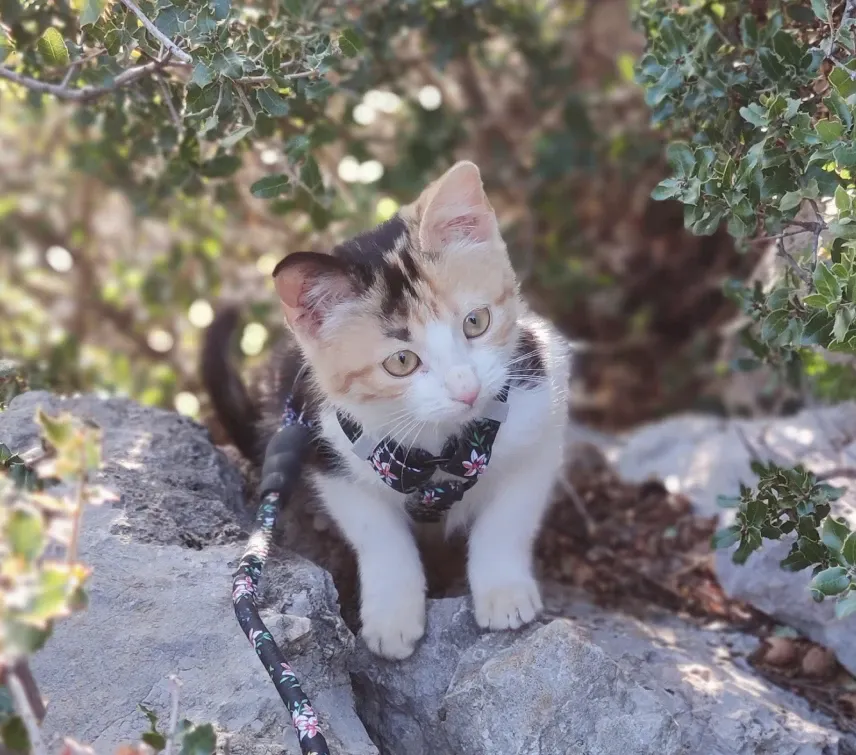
310 313 569 659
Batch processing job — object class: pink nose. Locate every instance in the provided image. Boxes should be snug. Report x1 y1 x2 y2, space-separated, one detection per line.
454 389 479 407
445 366 480 407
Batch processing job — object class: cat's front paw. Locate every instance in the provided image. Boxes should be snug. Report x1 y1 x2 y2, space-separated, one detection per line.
473 579 542 631
361 591 426 660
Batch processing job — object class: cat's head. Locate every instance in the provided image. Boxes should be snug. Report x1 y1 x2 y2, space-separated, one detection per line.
273 161 521 433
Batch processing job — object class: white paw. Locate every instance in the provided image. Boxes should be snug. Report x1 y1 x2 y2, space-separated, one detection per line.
473 579 542 631
361 591 426 660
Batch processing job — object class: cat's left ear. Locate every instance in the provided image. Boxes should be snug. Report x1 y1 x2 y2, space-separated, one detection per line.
272 251 356 337
419 161 499 251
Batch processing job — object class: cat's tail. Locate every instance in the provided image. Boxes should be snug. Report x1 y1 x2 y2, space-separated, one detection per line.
201 306 262 463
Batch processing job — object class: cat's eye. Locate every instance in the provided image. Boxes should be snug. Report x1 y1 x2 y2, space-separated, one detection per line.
382 350 421 377
463 307 491 339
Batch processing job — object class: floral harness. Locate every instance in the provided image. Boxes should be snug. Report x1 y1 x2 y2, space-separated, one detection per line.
336 385 511 522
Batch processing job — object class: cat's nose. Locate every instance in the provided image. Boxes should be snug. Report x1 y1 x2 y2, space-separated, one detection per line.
445 367 480 407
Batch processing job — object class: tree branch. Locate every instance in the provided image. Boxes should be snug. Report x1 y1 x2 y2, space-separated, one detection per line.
0 58 175 102
776 235 812 286
118 0 192 63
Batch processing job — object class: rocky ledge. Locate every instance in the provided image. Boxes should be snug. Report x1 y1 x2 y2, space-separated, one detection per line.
0 391 852 755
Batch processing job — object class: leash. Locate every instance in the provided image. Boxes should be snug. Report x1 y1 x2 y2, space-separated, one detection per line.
231 389 511 753
231 402 331 755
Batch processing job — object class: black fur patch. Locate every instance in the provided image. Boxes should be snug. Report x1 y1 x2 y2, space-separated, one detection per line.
384 325 411 342
509 324 546 390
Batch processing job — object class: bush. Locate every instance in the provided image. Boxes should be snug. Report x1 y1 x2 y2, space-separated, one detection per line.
638 0 856 614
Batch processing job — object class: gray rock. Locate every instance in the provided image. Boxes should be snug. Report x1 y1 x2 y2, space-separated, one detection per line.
354 593 847 755
549 590 846 755
0 392 377 755
352 599 682 755
613 404 856 676
0 391 248 547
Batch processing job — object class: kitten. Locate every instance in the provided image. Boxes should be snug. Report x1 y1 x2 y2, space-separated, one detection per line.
203 161 569 659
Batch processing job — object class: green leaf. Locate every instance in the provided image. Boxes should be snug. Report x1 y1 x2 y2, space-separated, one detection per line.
212 50 244 80
191 64 215 89
779 191 803 212
843 532 856 565
300 157 323 192
179 724 216 755
760 309 790 342
780 549 811 571
143 732 167 751
835 144 856 168
745 498 767 527
211 0 230 21
76 0 105 26
822 517 851 552
815 263 842 301
256 88 290 117
816 119 845 143
836 591 856 618
665 142 695 177
199 155 240 178
651 178 682 201
739 104 767 128
824 92 852 130
220 125 254 148
834 304 855 342
6 508 43 560
0 31 14 63
711 526 741 549
37 28 69 66
811 0 830 22
250 174 290 199
802 293 829 309
811 566 850 596
339 28 363 57
830 65 856 99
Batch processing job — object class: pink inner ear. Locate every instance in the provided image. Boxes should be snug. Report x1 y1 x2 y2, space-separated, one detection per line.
432 210 492 247
275 271 307 309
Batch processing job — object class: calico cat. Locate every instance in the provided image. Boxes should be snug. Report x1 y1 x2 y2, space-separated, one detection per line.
203 161 570 659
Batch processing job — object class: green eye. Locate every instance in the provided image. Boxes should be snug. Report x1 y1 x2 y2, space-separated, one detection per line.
382 349 421 377
463 307 491 338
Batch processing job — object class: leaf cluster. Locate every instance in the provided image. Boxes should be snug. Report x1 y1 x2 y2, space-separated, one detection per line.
713 460 856 618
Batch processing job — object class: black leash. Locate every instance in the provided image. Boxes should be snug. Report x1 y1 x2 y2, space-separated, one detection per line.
231 403 331 755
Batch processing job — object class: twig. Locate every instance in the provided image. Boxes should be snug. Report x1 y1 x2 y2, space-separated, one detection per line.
559 474 597 536
7 670 47 755
816 466 856 481
67 448 87 566
157 74 182 132
163 675 183 755
0 58 173 102
235 68 315 85
776 235 812 286
235 84 256 123
807 199 825 275
118 0 191 63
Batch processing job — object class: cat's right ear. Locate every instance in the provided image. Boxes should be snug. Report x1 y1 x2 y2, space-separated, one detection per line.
272 252 355 336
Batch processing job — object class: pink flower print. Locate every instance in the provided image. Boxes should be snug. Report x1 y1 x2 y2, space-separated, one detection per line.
232 575 255 601
421 489 438 505
372 453 399 484
462 450 488 477
248 629 263 646
280 661 296 677
292 708 320 740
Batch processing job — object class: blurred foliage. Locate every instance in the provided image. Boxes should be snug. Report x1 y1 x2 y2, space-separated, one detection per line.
3 0 729 430
638 0 856 401
0 413 216 755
